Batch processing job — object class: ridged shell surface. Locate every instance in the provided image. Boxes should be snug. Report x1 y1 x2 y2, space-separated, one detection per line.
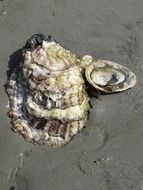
6 41 90 146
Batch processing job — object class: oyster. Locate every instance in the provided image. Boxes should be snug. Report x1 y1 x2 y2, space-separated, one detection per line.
5 34 136 146
81 55 136 93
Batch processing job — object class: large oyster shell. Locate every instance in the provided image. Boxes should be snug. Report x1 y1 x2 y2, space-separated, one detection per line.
6 37 89 146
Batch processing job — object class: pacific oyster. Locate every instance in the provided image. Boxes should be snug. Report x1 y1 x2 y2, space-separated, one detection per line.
5 34 136 146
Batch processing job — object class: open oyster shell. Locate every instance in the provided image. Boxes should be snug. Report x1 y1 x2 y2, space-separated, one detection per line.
81 55 136 93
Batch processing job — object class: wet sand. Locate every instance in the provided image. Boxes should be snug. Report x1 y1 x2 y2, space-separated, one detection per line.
0 0 143 189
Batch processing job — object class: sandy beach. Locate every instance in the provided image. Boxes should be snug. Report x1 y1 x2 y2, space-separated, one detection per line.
0 0 143 189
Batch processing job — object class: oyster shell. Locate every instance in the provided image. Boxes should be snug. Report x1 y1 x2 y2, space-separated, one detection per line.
5 34 136 146
81 55 136 93
6 34 89 146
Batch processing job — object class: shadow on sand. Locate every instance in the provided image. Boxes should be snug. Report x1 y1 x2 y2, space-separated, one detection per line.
6 48 23 81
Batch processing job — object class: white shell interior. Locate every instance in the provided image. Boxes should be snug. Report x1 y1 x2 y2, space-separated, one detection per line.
82 57 136 93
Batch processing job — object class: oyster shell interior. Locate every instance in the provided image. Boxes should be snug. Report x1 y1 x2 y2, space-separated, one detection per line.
81 55 136 93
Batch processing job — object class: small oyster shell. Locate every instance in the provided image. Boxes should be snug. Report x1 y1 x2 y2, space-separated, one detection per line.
81 55 136 93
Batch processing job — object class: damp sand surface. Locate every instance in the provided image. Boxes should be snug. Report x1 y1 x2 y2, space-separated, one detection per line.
0 0 143 189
